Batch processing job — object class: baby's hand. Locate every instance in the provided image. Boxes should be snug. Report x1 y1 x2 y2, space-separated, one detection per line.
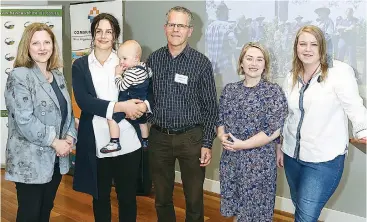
115 64 124 76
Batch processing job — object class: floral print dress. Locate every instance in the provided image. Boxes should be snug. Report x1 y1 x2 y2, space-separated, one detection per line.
218 79 288 221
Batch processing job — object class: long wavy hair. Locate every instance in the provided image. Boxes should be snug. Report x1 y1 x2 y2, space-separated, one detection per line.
291 25 328 87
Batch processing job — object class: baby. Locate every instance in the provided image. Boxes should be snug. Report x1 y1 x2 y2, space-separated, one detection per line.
100 40 152 153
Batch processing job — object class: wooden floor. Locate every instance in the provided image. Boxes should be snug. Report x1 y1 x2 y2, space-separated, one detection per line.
1 170 295 222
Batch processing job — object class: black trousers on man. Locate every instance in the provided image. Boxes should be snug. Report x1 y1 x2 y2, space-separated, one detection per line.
149 126 205 222
93 148 141 222
15 164 62 222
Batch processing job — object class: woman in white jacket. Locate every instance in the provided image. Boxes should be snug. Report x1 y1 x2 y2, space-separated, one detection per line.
277 25 366 222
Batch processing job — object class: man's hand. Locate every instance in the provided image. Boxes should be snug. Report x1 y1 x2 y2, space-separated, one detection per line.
200 147 212 167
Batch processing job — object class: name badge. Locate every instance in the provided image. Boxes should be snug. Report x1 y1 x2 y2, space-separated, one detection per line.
174 73 188 85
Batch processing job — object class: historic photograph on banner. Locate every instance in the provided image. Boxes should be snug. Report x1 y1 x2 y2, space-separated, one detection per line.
205 0 366 95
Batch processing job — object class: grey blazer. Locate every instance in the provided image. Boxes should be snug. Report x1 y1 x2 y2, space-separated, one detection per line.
4 65 77 184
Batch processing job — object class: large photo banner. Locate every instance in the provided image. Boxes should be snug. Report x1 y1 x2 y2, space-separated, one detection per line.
206 0 366 96
0 6 63 167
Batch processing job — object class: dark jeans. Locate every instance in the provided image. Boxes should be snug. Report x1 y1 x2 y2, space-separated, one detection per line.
93 148 141 222
284 154 345 222
149 126 205 222
15 164 62 222
113 79 149 124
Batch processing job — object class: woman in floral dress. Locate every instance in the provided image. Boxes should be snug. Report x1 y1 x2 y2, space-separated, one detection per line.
217 42 288 222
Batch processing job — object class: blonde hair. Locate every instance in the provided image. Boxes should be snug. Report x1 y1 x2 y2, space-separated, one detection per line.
119 40 142 60
291 25 328 87
237 42 270 81
14 22 62 70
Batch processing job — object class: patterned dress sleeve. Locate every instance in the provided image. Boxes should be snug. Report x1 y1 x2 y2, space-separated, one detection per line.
217 84 230 127
262 84 288 142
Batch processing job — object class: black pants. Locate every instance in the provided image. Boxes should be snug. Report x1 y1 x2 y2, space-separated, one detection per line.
93 148 141 222
149 126 205 222
15 164 62 222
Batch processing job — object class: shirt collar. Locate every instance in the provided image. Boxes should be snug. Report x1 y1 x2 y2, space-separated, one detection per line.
165 44 192 58
88 50 117 65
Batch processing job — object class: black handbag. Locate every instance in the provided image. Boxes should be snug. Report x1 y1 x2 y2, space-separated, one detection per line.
136 148 152 196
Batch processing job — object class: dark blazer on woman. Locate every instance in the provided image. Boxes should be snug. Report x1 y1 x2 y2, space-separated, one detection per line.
72 56 141 198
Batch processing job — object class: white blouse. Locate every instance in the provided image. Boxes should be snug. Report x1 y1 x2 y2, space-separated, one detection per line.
282 60 366 162
88 51 141 158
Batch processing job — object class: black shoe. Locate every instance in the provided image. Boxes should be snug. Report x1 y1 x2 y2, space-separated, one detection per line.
100 142 121 154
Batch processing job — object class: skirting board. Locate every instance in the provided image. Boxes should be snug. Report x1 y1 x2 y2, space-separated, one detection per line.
174 171 366 222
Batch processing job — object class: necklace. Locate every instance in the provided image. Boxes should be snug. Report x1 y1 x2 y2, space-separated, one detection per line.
303 63 321 83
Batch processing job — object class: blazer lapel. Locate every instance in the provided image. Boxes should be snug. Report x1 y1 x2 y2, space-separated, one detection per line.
83 56 98 98
32 65 60 109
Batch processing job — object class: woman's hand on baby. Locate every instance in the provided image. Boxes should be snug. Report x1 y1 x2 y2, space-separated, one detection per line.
119 99 144 119
137 102 147 113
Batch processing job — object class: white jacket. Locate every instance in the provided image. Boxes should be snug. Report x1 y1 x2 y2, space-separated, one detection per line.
282 60 366 162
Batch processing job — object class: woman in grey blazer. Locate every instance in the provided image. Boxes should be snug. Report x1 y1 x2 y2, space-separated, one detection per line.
4 23 77 222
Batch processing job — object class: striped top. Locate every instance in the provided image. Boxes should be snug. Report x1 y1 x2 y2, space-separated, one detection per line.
115 62 152 91
146 45 218 148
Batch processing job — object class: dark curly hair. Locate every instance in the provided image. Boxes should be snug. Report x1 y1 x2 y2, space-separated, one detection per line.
90 13 121 50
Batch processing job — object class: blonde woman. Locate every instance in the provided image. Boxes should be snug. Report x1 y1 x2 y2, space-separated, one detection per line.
217 42 288 221
4 23 77 222
277 25 367 221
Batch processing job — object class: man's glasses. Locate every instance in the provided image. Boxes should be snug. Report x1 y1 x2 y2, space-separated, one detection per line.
166 23 191 30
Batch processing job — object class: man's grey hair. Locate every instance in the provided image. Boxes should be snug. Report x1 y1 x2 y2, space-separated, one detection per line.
166 6 193 27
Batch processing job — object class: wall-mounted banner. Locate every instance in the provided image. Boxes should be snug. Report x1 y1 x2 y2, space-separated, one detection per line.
70 0 123 62
205 0 366 94
0 6 63 167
